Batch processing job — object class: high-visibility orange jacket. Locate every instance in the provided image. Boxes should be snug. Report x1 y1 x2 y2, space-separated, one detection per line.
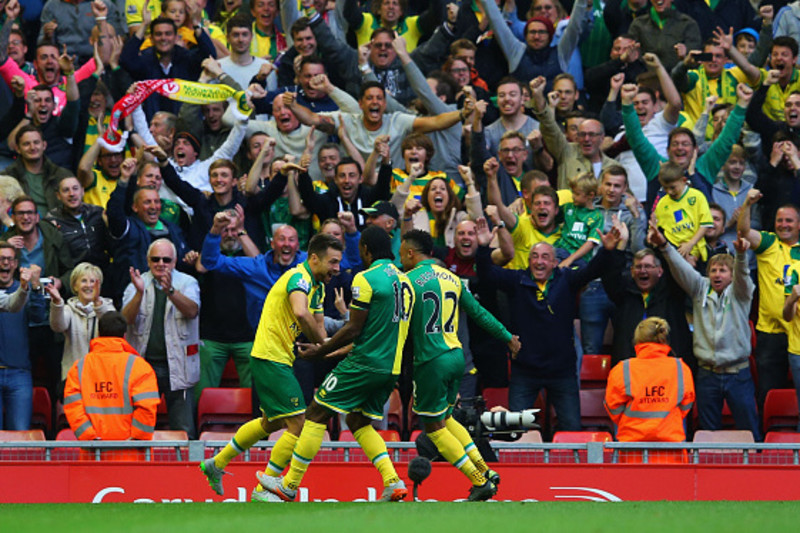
64 337 160 441
604 342 695 442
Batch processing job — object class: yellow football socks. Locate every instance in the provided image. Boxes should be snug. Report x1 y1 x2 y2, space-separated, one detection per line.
283 420 326 490
354 425 400 486
445 417 489 473
264 431 299 476
215 418 267 469
429 427 487 486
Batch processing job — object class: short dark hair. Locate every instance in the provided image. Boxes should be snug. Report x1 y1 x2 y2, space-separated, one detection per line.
636 87 657 104
0 241 20 261
299 55 325 71
360 225 394 261
370 27 395 42
99 312 128 338
496 76 524 93
402 229 434 257
11 195 36 214
150 16 177 36
532 185 558 206
290 16 312 38
226 13 252 34
336 157 363 178
307 233 344 258
14 124 43 147
359 80 385 100
773 36 799 58
426 70 457 104
668 127 697 149
708 202 727 226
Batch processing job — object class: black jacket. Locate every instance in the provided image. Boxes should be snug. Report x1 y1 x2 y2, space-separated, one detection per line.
297 163 392 230
601 247 695 371
44 203 108 269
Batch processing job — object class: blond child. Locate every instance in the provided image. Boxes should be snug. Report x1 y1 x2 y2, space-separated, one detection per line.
555 172 604 267
653 161 713 262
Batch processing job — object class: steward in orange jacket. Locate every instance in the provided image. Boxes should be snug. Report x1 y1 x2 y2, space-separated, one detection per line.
64 336 160 441
605 342 695 442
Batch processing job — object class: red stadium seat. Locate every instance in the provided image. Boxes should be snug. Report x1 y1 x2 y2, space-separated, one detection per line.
377 429 401 442
496 430 544 463
0 429 45 441
580 355 611 389
550 431 612 463
579 389 614 433
693 430 756 464
338 430 356 441
152 430 189 461
552 431 612 443
763 389 799 434
765 431 800 443
197 388 252 433
481 387 509 409
56 428 77 440
31 387 51 435
0 429 46 461
220 358 240 388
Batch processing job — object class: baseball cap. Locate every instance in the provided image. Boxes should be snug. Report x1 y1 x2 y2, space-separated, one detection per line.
360 200 399 221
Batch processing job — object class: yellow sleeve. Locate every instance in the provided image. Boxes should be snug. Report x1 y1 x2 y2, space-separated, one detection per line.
350 273 373 310
694 191 714 227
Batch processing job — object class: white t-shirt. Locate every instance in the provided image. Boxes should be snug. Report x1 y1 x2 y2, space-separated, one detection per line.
245 120 329 181
219 56 276 92
320 111 417 166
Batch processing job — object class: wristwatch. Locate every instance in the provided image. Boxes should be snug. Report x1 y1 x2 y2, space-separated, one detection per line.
167 286 175 295
237 230 247 237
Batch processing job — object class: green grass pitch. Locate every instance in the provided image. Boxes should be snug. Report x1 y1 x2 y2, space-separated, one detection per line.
3 502 800 533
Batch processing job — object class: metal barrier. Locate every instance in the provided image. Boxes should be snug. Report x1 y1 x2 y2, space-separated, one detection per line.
2 441 800 465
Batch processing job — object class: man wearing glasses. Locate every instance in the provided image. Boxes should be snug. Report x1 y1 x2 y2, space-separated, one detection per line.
601 246 694 369
122 238 200 438
530 75 616 190
2 195 76 406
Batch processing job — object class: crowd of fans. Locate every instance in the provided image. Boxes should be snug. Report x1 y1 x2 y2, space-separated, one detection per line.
1 0 799 443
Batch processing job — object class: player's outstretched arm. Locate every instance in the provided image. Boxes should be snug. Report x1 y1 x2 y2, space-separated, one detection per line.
297 308 368 360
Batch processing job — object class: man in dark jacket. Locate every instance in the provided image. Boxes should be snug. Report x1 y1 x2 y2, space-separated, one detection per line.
297 157 392 231
119 16 216 120
601 246 695 371
3 125 73 216
106 159 188 300
476 220 624 431
45 176 108 271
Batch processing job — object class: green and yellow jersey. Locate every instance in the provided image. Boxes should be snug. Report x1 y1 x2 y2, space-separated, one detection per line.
391 169 464 201
654 186 713 261
784 261 800 354
555 202 603 254
762 67 800 122
354 12 424 50
251 261 324 365
407 260 511 366
83 169 118 209
348 259 414 375
508 214 561 270
757 232 800 334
